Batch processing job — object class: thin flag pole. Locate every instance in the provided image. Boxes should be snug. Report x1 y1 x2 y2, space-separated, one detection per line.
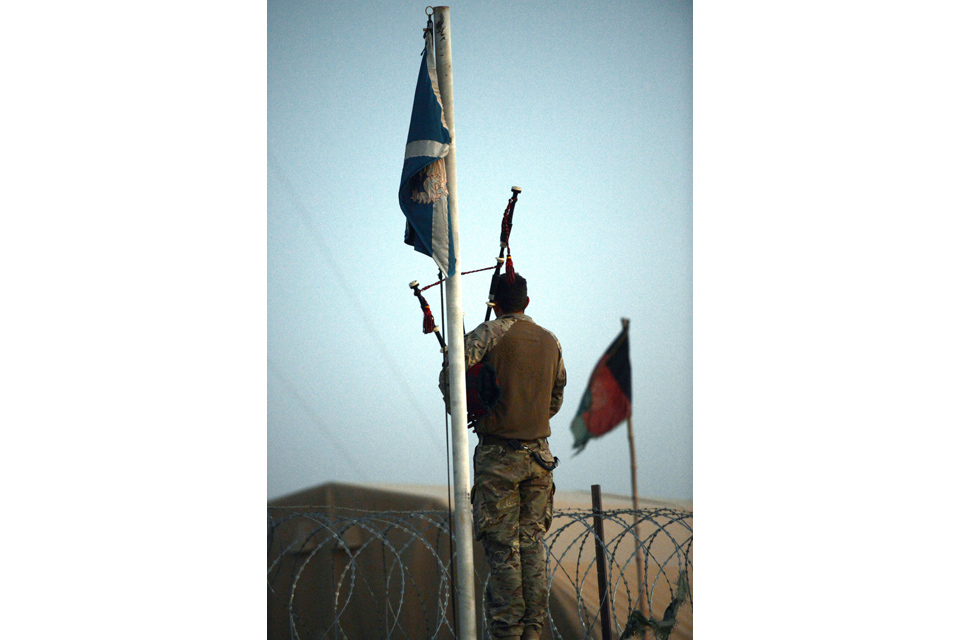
626 411 651 626
622 318 650 626
432 7 477 639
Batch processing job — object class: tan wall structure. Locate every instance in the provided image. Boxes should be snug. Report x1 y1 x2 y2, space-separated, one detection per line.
268 483 692 640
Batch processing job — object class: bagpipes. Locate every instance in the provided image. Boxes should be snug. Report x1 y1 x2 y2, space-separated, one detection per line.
409 186 521 423
484 185 521 321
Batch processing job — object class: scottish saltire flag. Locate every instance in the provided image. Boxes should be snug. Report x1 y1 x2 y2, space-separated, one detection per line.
571 323 632 454
399 28 454 277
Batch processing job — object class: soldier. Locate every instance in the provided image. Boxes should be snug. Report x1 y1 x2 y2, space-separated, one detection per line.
441 273 566 640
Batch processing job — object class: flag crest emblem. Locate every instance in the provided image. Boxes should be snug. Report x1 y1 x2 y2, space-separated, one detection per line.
399 28 455 277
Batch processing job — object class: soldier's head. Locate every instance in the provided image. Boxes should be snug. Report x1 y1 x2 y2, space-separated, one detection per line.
493 273 528 315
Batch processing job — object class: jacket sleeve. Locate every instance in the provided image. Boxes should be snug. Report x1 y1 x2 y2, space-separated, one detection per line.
549 335 566 418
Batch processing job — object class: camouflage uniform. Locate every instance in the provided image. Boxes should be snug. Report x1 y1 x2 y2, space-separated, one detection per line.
473 437 557 640
442 313 565 640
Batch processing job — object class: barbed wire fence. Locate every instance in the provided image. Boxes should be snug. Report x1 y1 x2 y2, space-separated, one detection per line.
268 505 692 640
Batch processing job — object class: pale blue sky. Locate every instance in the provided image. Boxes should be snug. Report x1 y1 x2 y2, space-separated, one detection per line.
268 0 692 500
5 2 958 636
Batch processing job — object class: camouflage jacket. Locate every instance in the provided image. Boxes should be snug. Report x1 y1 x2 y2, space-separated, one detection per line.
439 312 566 421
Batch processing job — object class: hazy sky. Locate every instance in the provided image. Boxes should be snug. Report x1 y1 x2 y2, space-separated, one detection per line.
5 3 958 637
268 0 692 501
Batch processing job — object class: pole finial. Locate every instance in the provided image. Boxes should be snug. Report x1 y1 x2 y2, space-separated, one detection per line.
621 317 630 330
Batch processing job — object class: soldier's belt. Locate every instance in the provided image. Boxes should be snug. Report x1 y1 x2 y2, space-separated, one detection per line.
478 433 559 471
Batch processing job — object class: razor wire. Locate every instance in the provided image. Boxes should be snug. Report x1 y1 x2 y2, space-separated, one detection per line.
268 506 692 640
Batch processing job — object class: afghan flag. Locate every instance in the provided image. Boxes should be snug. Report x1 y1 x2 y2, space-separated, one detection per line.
571 322 632 454
399 25 454 277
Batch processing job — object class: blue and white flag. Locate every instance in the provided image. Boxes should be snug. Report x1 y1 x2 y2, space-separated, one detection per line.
399 28 454 277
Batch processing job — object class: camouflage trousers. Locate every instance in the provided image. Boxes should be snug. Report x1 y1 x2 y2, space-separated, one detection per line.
472 438 556 639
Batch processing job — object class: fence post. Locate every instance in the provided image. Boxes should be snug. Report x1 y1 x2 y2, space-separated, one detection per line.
591 484 613 640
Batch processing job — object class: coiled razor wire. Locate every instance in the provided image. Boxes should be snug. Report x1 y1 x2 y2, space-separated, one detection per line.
268 506 692 640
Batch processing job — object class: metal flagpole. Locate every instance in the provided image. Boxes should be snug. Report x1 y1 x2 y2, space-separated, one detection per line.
432 7 477 639
622 318 651 629
626 412 652 628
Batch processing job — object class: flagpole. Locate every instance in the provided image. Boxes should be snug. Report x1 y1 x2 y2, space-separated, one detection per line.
432 7 477 640
622 317 650 627
626 412 651 624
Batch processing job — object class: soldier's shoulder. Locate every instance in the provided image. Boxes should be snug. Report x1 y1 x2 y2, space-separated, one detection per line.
540 326 562 352
468 317 515 343
515 316 562 352
491 315 521 333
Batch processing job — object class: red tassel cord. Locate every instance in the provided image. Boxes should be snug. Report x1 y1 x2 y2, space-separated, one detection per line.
505 249 516 284
410 280 445 351
421 303 436 334
500 207 512 248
